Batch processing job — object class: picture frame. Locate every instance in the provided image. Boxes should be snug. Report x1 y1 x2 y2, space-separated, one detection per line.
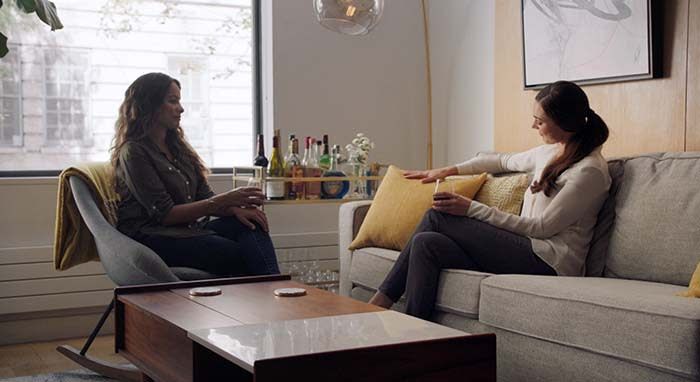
521 0 660 89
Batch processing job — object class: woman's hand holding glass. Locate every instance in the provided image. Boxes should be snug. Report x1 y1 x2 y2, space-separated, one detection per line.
432 192 472 216
432 179 470 216
213 187 265 210
403 166 458 183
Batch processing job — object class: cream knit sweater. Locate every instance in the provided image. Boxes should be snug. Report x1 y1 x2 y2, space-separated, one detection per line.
456 144 611 276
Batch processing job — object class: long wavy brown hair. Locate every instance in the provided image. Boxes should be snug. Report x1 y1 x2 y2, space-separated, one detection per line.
110 72 208 182
530 81 609 196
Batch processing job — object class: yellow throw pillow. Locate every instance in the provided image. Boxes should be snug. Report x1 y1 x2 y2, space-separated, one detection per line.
473 174 530 215
349 166 487 251
677 262 700 298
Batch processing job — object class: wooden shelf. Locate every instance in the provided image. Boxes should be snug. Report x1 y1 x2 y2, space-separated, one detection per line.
233 175 383 182
264 198 371 205
233 171 381 205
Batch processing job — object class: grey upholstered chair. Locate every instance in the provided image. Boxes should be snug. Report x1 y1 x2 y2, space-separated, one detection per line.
69 175 216 284
58 176 217 382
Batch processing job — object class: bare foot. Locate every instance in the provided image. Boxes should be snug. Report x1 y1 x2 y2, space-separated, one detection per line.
368 291 393 309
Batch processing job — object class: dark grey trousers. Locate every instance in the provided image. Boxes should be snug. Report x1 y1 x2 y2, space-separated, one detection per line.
378 209 556 319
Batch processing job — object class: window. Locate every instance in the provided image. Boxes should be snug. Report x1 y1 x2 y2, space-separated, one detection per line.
0 46 22 147
168 56 210 143
43 49 91 146
0 0 257 173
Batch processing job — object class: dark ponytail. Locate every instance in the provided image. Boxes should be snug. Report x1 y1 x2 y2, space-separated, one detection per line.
530 81 609 197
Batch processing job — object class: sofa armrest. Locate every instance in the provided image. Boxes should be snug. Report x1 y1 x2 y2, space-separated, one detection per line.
338 200 372 296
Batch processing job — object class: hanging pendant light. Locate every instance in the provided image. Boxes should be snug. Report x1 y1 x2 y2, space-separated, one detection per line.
313 0 385 36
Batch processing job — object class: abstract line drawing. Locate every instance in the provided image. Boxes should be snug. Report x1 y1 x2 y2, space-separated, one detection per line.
522 0 653 88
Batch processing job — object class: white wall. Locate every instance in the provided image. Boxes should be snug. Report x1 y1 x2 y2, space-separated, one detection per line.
428 0 494 167
0 0 433 344
265 0 429 170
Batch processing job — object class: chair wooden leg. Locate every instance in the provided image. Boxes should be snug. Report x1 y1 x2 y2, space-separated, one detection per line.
57 345 141 382
56 299 141 382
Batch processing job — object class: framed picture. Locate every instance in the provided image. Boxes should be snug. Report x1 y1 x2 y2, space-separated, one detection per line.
521 0 658 89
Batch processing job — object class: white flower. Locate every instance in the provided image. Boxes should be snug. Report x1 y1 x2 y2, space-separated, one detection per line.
346 133 374 164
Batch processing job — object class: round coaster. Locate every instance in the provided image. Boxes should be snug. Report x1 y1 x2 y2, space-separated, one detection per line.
189 287 222 297
273 287 307 297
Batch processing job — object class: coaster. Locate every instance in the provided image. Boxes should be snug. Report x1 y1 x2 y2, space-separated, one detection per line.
273 287 307 297
189 287 222 297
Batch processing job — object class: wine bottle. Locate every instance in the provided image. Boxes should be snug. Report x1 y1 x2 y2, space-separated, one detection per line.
266 135 285 200
285 137 304 200
321 144 349 199
319 134 331 171
253 133 268 169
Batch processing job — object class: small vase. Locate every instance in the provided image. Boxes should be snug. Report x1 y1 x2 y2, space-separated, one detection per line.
348 160 367 199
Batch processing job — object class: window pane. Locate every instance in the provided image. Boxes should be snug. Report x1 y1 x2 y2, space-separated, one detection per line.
46 113 58 126
46 83 58 97
1 0 255 171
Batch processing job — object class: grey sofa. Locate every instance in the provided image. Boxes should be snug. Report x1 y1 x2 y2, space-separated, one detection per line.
339 152 700 382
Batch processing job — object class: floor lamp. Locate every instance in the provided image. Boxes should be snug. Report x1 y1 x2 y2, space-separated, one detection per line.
313 0 434 169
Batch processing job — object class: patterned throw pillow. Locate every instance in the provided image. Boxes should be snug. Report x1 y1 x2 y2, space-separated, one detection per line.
473 174 530 215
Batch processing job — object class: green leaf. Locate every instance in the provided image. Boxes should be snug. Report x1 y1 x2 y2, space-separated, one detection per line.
0 32 8 58
16 0 36 13
34 0 62 30
15 0 63 30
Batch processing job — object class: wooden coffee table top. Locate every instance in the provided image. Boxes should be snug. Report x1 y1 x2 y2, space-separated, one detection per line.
117 279 384 332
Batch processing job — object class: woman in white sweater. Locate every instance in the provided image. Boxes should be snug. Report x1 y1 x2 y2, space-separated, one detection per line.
369 80 612 319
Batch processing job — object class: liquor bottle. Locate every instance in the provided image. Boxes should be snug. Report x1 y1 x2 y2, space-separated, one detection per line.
253 133 268 169
304 137 323 199
284 134 296 165
283 134 295 197
301 136 312 169
321 145 349 199
266 135 285 200
285 137 304 200
319 134 331 171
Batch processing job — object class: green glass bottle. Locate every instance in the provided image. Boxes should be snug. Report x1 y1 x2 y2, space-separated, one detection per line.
319 134 331 171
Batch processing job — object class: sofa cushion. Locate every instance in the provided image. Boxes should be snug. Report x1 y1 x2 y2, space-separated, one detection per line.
349 247 491 318
585 159 624 277
605 152 700 286
473 173 530 216
349 166 486 251
479 275 700 379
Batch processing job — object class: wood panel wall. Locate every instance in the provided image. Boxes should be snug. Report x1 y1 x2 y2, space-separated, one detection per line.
687 0 700 150
494 0 698 157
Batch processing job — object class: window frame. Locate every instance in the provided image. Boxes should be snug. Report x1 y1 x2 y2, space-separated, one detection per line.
0 0 262 178
0 44 24 149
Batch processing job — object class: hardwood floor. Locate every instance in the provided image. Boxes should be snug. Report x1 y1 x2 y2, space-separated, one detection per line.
0 336 127 379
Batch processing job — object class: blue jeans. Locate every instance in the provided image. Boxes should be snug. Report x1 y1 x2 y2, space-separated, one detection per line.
138 216 280 277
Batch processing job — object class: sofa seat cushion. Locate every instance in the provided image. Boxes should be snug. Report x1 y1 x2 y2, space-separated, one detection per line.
349 247 492 318
479 275 700 379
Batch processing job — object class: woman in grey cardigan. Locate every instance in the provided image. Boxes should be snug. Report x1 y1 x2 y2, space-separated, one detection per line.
369 80 611 319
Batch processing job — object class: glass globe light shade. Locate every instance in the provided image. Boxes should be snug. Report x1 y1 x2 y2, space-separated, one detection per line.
313 0 384 36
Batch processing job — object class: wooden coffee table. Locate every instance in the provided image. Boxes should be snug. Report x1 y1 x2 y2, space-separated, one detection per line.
114 275 495 381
